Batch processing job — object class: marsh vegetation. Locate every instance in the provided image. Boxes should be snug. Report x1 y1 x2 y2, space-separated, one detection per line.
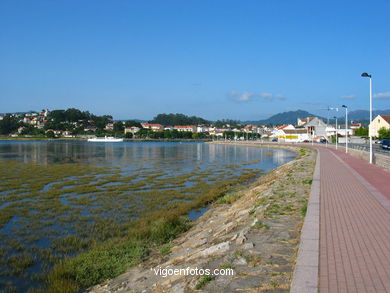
0 141 295 292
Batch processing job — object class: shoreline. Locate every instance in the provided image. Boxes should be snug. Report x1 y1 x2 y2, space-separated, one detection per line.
89 143 316 292
0 137 212 142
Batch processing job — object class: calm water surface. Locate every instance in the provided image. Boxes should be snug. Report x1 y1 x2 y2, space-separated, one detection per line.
0 140 294 169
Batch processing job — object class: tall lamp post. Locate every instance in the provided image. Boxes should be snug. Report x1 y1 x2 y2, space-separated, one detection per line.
342 105 348 153
334 116 338 150
361 72 373 164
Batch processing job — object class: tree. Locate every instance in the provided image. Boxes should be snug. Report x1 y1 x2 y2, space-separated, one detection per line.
113 122 124 132
354 127 368 136
93 115 113 130
0 115 20 134
125 120 142 128
214 119 240 128
378 127 390 139
150 113 209 126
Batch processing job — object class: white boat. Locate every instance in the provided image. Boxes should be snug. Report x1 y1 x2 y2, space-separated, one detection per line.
87 136 124 142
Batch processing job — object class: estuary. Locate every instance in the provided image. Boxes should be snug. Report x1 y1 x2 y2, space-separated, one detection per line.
0 141 295 292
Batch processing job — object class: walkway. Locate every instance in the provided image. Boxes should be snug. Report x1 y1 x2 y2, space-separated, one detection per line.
319 147 390 292
291 146 390 293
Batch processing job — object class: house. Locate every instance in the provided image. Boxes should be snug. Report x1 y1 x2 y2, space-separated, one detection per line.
369 115 390 137
17 126 26 134
350 123 362 135
298 117 327 137
84 126 97 132
173 125 197 133
297 117 315 127
197 125 209 133
350 123 362 129
140 123 164 132
272 124 295 137
243 125 257 133
277 129 309 142
105 122 114 131
124 126 140 134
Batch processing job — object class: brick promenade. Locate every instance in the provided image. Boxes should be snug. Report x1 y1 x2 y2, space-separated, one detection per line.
318 147 390 293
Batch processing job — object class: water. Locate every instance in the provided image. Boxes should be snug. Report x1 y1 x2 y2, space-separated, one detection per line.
0 140 294 168
0 141 296 292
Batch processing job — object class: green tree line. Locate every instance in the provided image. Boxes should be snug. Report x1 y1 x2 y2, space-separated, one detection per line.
150 113 209 126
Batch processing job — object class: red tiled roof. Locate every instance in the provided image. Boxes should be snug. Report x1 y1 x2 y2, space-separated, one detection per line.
277 124 289 130
174 125 196 128
283 129 307 134
380 115 390 124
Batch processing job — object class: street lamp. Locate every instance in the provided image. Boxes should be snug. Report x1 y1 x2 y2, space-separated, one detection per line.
342 105 348 153
330 107 339 149
361 72 373 164
334 116 338 150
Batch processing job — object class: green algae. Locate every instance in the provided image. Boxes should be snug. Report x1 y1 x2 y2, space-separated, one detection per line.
0 156 266 292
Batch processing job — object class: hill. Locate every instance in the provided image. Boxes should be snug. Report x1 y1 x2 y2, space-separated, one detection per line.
253 109 320 125
342 109 390 121
150 113 209 126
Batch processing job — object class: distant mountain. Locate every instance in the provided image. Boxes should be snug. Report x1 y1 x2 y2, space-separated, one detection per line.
248 109 322 125
341 109 390 121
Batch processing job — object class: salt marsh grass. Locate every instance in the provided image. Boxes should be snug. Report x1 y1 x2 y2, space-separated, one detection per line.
0 142 296 292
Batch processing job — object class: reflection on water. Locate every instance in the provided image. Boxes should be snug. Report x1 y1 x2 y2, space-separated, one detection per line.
0 141 295 173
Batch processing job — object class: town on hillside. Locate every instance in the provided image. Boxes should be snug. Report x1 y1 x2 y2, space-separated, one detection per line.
1 109 390 143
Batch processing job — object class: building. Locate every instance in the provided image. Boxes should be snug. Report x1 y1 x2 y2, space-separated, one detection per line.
298 117 327 138
140 123 164 132
272 124 295 137
278 129 310 142
369 115 390 137
173 125 197 132
297 117 315 127
350 123 362 135
105 122 114 131
197 125 209 133
124 126 140 135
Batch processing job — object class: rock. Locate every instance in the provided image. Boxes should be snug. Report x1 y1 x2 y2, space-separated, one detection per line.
170 283 185 293
236 230 248 245
242 242 254 250
233 257 248 265
200 241 230 257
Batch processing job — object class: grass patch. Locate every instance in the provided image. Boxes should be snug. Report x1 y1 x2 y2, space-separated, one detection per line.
195 275 213 290
159 243 174 256
252 221 270 230
215 192 242 204
300 198 308 216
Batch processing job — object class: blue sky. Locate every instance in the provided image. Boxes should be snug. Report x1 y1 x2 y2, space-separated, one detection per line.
1 0 389 121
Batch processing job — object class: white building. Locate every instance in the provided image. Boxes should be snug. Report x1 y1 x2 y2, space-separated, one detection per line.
124 126 140 134
272 124 295 137
174 125 197 132
278 129 310 142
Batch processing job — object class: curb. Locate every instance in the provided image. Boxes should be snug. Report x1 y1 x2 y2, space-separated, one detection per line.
290 150 320 293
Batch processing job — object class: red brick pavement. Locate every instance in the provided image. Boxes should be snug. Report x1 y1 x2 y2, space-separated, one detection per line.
318 147 390 293
328 148 390 200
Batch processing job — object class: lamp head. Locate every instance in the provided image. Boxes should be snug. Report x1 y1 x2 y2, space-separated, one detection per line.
342 105 347 108
361 72 372 78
